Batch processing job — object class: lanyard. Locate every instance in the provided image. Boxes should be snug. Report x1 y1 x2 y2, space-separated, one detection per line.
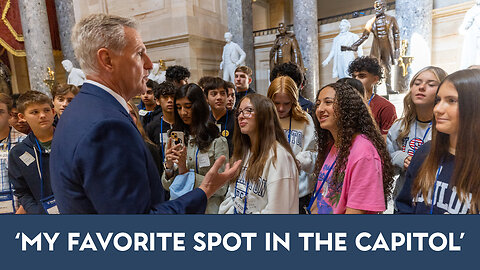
195 147 200 174
288 116 292 144
368 93 375 105
34 137 45 200
1 130 12 151
413 121 432 154
160 117 165 159
224 111 228 135
430 164 443 214
306 158 337 214
234 168 250 214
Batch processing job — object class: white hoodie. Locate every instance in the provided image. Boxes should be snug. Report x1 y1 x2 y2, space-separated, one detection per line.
218 142 299 214
279 114 316 198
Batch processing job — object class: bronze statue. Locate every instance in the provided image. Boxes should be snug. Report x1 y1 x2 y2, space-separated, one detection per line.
269 23 304 71
342 0 400 94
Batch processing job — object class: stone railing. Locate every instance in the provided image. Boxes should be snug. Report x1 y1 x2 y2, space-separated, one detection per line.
253 2 395 37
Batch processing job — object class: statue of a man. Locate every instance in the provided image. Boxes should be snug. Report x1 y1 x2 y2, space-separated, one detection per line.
269 23 304 71
322 19 363 79
459 0 480 69
220 32 246 83
62 59 86 87
148 62 166 84
342 0 400 94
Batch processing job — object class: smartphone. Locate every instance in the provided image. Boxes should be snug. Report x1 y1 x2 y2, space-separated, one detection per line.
169 130 185 146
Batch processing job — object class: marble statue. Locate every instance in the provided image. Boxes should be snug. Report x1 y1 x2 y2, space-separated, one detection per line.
322 19 363 79
148 61 167 84
269 23 304 71
61 59 85 86
342 0 400 94
459 0 480 69
220 32 246 83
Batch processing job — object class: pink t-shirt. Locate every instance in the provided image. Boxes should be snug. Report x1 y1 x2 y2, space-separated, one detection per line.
314 135 385 214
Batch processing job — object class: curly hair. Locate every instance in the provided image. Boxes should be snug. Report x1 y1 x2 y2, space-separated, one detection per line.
166 65 191 83
155 81 176 99
348 56 384 81
313 82 394 203
269 62 304 88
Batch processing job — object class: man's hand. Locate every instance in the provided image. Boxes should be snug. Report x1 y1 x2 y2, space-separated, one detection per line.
199 156 242 199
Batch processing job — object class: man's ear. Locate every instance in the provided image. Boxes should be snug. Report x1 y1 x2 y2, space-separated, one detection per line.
97 48 114 72
373 75 380 85
18 112 26 121
248 77 252 85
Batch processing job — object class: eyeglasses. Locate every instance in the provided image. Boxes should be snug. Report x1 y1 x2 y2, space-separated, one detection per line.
235 107 255 118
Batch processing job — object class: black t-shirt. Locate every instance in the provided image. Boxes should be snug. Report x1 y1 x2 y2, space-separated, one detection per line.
235 87 256 108
145 115 173 160
209 109 235 157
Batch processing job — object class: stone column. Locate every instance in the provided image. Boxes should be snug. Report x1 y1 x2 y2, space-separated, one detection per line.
226 0 255 87
293 0 319 101
55 0 78 67
396 0 433 79
18 0 55 95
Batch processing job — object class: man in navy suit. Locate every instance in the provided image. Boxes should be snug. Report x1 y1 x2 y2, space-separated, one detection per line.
50 14 240 214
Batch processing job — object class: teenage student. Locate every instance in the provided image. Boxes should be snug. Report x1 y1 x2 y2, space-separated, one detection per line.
138 79 162 128
310 82 394 214
51 83 79 127
387 66 447 201
396 69 480 214
162 83 229 214
0 93 26 214
234 66 255 107
146 81 176 152
205 77 235 156
8 91 57 214
219 93 299 214
267 76 316 213
348 56 397 137
9 94 31 135
225 81 236 111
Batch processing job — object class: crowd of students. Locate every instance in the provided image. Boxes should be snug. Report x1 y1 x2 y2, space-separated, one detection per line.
1 55 479 215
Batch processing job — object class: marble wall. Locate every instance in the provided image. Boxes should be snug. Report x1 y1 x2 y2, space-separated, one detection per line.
72 0 228 82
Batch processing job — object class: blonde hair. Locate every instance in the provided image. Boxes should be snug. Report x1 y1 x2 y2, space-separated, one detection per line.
71 14 137 75
127 101 154 146
267 76 308 123
396 66 448 145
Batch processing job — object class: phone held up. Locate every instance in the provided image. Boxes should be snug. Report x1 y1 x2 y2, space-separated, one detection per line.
168 130 185 146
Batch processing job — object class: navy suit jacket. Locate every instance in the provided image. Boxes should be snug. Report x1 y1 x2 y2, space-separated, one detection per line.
50 82 207 214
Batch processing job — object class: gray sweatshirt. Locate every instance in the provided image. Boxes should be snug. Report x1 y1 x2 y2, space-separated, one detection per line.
387 119 432 200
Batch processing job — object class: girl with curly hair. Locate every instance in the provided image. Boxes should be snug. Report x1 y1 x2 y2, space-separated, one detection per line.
162 83 229 214
219 94 299 214
387 66 447 202
308 82 394 214
267 76 316 213
396 69 480 214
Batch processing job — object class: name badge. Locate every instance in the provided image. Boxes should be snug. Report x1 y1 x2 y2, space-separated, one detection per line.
197 153 211 168
19 151 35 166
160 133 169 144
41 195 59 214
138 110 148 117
0 191 14 214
